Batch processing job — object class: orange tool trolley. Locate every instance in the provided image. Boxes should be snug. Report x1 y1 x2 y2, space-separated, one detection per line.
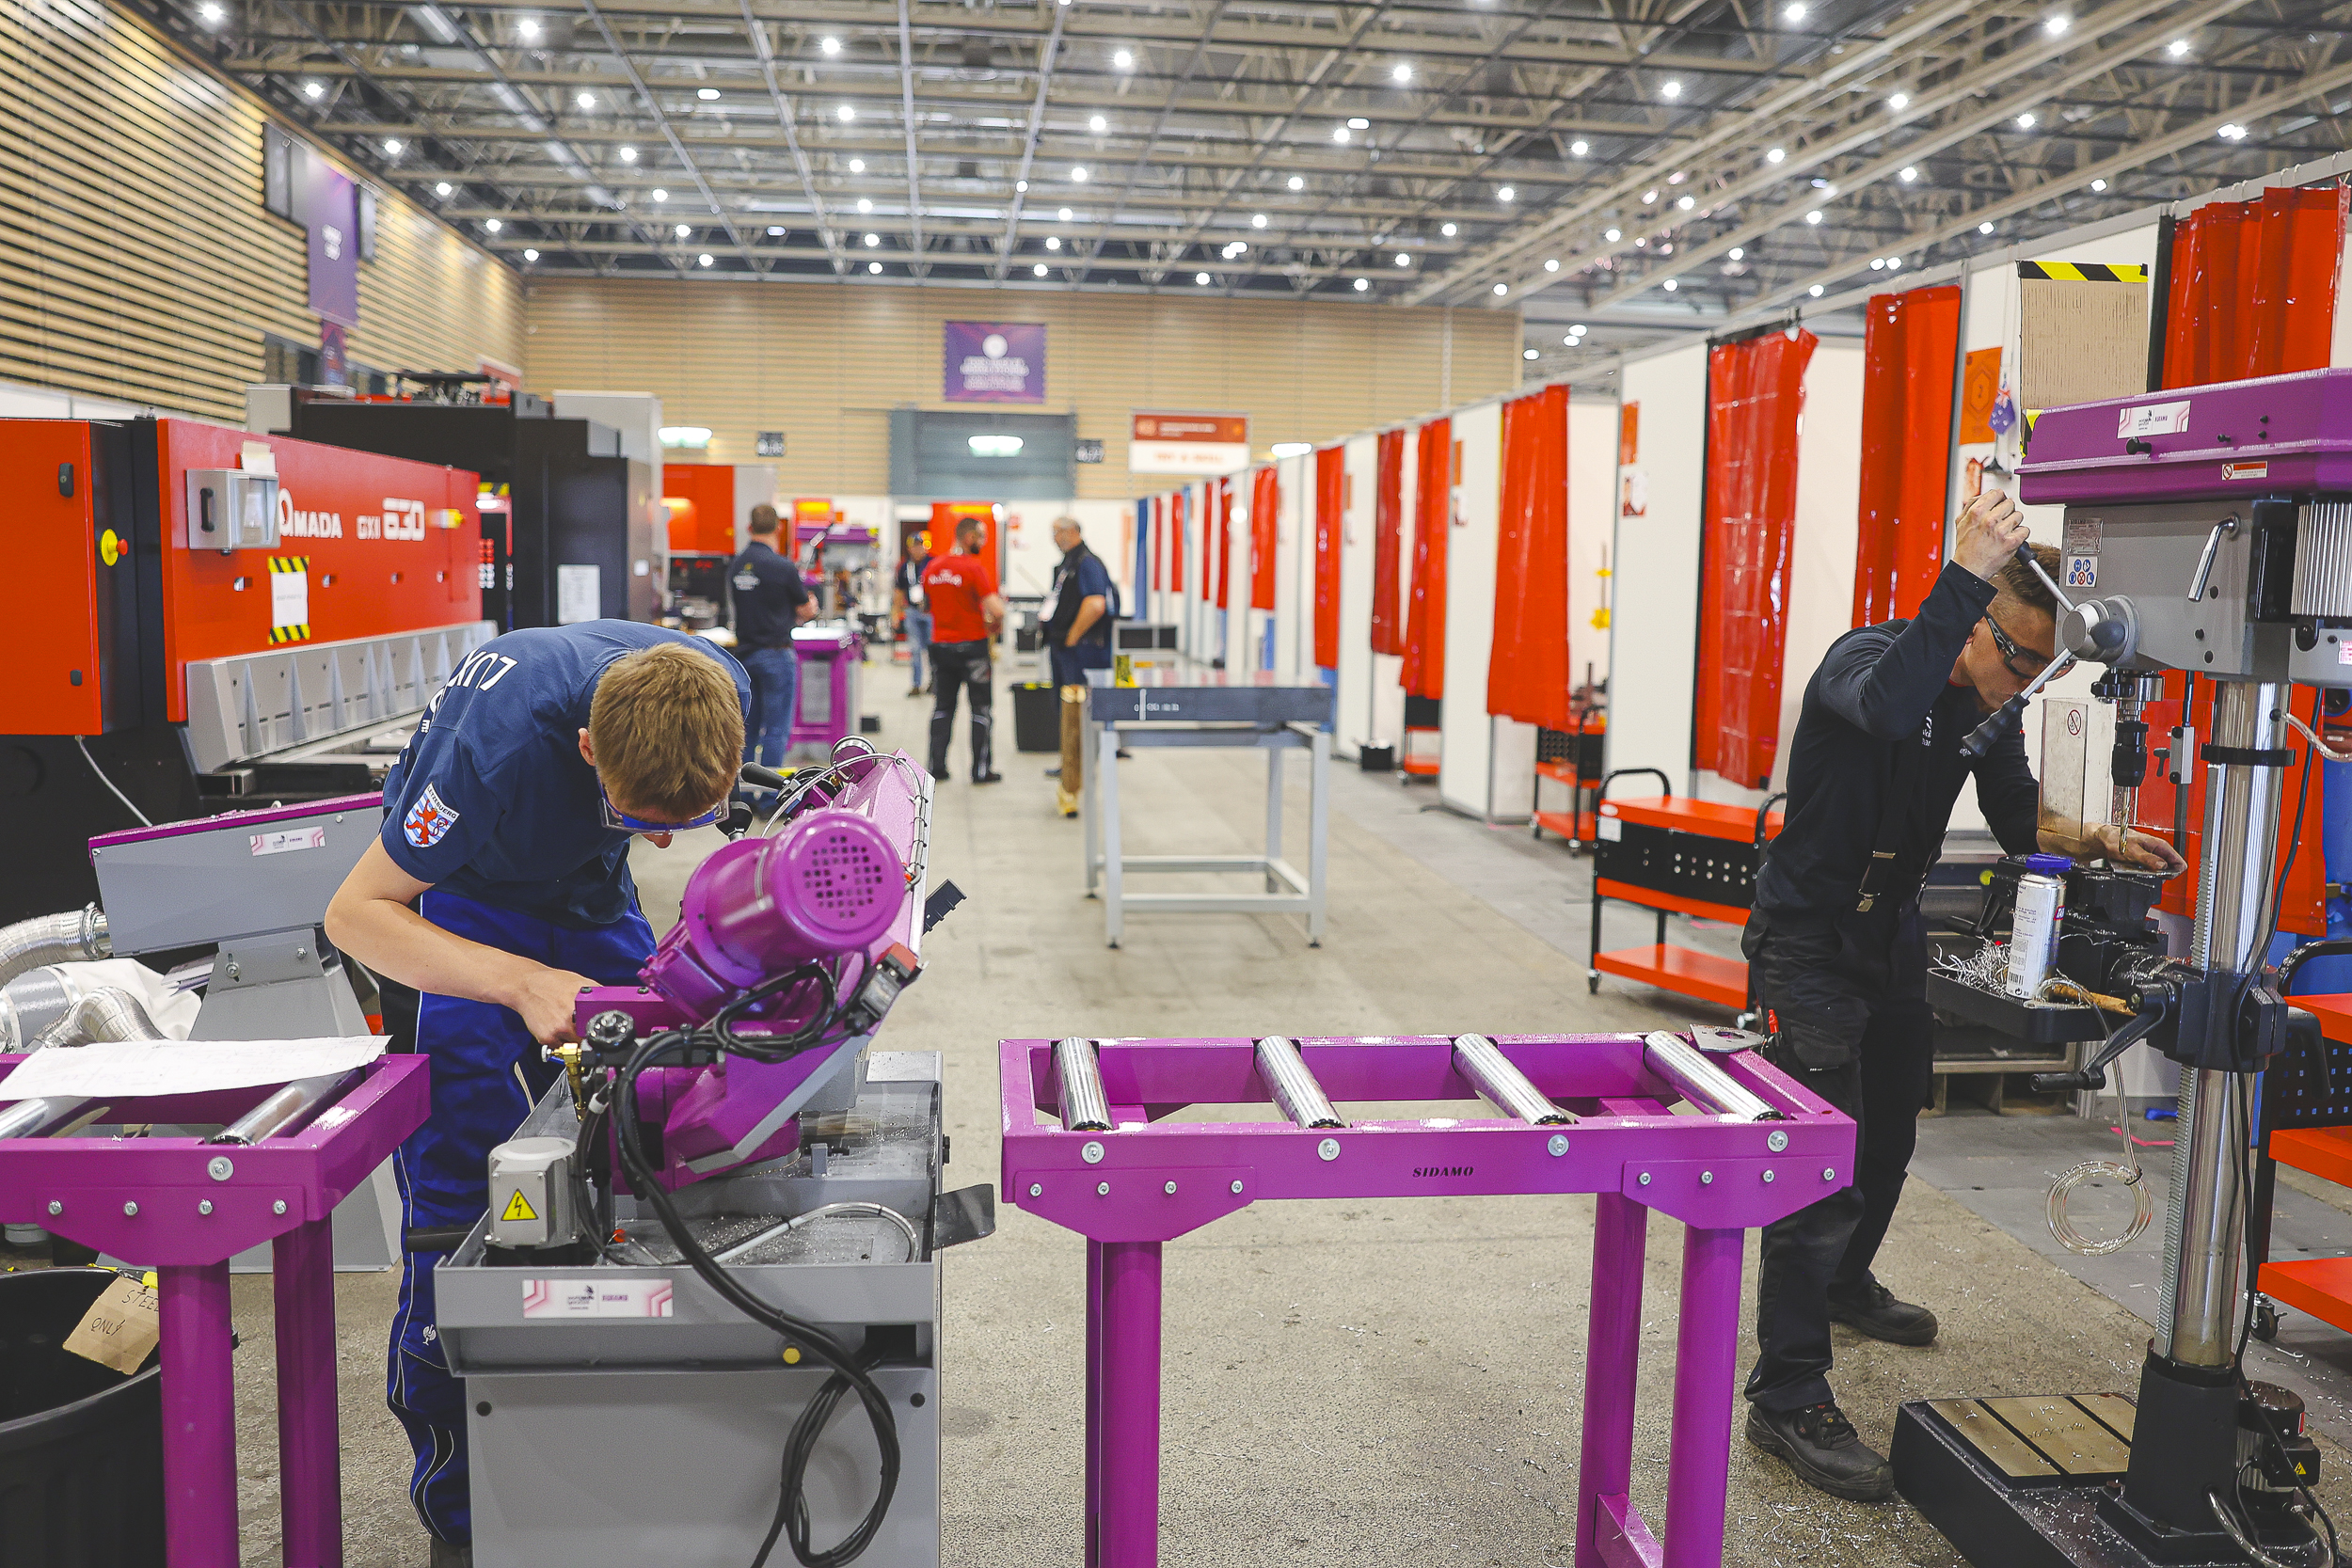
2250 951 2352 1343
1532 714 1608 847
1586 770 1783 1012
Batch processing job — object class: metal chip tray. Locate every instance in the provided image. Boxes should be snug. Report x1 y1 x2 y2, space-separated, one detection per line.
1925 971 2109 1045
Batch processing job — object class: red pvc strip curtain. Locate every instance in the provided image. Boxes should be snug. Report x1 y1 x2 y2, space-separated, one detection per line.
1370 429 1406 655
1401 417 1452 700
2164 187 2348 388
1851 285 1961 626
1249 467 1279 611
1312 447 1344 669
1694 329 1817 790
1489 385 1572 731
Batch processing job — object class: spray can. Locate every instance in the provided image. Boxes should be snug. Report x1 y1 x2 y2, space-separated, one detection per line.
2005 857 2072 998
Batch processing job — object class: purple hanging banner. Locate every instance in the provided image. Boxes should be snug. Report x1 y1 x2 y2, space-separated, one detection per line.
944 321 1044 404
305 159 360 328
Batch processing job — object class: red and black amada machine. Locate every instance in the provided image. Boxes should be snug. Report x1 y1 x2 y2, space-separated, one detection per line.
2 416 490 923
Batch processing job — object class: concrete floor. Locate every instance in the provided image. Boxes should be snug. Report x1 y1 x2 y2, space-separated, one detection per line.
37 662 2352 1565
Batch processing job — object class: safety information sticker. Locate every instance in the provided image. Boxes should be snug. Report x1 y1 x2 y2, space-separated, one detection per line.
522 1278 675 1319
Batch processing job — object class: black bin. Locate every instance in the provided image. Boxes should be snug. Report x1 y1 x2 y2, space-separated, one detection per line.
1012 682 1062 752
0 1268 166 1567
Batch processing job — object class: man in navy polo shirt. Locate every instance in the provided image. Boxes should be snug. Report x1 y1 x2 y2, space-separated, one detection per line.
326 622 749 1565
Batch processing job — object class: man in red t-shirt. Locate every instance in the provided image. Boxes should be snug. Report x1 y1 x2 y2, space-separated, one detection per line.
918 516 1009 784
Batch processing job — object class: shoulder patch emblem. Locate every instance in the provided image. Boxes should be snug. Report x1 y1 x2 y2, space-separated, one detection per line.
403 784 461 848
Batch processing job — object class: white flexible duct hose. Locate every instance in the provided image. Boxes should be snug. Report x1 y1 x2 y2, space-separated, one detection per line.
30 988 168 1049
0 906 111 989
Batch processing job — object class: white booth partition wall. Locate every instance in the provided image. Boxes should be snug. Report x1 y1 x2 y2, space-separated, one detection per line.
1437 398 1513 818
1336 432 1380 758
1566 399 1617 699
1371 427 1418 757
1606 341 1711 791
1273 454 1310 682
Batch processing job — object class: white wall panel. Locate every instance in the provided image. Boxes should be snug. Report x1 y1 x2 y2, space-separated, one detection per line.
1608 342 1710 790
1567 397 1617 695
1439 399 1506 816
1337 434 1380 755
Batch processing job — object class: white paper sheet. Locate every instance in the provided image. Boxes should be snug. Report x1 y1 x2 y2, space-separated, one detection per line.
0 1036 387 1100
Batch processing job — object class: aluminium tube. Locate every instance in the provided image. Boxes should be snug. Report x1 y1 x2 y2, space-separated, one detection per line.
0 905 111 989
2158 681 2286 1369
207 1068 367 1147
30 988 169 1049
1055 1037 1113 1132
1642 1032 1783 1121
1255 1037 1344 1129
1453 1035 1573 1125
0 1097 96 1141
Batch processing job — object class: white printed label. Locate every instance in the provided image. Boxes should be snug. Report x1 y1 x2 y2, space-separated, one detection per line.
271 568 308 629
249 826 327 857
2117 400 2192 438
2338 642 2352 666
1597 816 1624 842
522 1277 675 1319
556 564 601 625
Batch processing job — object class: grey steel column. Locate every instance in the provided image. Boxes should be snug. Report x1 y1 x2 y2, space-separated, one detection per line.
1308 726 1330 946
2158 680 2287 1368
1102 721 1126 949
1264 742 1285 895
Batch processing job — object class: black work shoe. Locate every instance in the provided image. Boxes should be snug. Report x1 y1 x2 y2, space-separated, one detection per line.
972 771 1004 784
1745 1402 1896 1502
1828 1278 1939 1346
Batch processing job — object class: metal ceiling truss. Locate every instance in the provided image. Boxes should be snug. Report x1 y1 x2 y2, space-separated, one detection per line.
141 0 2352 363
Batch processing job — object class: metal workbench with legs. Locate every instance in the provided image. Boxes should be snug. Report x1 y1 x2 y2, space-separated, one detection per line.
1081 673 1334 948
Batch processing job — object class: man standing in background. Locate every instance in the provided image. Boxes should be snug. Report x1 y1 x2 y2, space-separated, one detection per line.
920 515 1006 784
1042 516 1115 816
894 530 932 697
730 504 815 794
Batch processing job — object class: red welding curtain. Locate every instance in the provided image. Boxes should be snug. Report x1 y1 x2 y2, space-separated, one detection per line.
1370 429 1406 655
1694 329 1816 790
1401 417 1452 700
1249 467 1279 611
1852 285 1961 626
1312 447 1344 669
2164 187 2347 388
1489 385 1572 730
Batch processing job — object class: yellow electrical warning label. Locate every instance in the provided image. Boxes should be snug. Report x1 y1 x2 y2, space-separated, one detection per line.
501 1190 538 1223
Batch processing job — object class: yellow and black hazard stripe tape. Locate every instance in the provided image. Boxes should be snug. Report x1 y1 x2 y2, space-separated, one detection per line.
267 624 312 643
267 555 310 573
2016 261 2148 283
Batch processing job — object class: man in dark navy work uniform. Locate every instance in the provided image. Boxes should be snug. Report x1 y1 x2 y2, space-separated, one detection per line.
1739 489 2184 1504
324 623 750 1566
920 514 1008 784
730 502 816 789
1042 515 1116 689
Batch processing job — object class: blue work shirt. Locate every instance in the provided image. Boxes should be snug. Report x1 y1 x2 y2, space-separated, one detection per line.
1042 545 1117 647
380 622 752 927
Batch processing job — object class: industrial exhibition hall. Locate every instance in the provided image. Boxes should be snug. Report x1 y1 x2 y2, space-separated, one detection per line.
17 0 2352 1565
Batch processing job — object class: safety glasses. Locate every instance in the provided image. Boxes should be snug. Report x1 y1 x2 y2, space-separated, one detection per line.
1981 611 2052 682
599 781 725 835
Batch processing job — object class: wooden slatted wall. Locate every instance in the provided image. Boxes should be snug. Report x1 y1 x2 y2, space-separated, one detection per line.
523 278 1521 497
0 0 523 421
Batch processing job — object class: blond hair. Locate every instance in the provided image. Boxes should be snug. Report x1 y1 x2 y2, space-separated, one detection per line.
589 643 744 819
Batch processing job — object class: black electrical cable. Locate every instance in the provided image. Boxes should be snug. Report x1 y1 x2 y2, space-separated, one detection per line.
612 1020 902 1568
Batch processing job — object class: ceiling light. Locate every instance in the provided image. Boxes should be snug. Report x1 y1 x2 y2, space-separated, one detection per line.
675 222 691 237
652 187 668 201
1544 258 1559 271
1570 140 1588 157
436 181 453 197
968 436 1025 457
1727 245 1742 260
576 90 596 109
767 226 785 235
1677 195 1694 211
1252 213 1268 228
1072 166 1089 181
1348 118 1370 130
1356 278 1371 292
1979 219 1996 233
1089 114 1107 133
1633 235 1646 248
516 16 539 38
1899 165 1917 182
2219 122 2249 140
1392 63 1413 82
1816 180 1836 193
1524 348 1540 359
485 217 501 232
1271 443 1313 458
1887 256 1902 269
698 252 713 267
1046 235 1061 249
1332 126 1352 144
1808 283 1824 296
383 138 403 155
1604 227 1621 242
619 146 638 163
857 198 872 213
1036 262 1050 277
820 36 841 55
1870 257 1884 270
198 1 223 20
523 247 539 261
2091 177 2108 191
1766 148 1785 165
1805 209 1821 224
302 80 325 100
1668 171 1686 184
838 104 855 120
1662 278 1678 292
1395 253 1410 265
2044 14 2070 33
1197 271 1210 284
1288 175 1304 191
2169 38 2191 56
2016 112 2037 129
1563 334 1578 345
869 261 882 273
1498 185 1515 202
1661 80 1681 99
1113 48 1134 68
1227 241 1248 256
851 159 866 173
865 231 880 245
1015 179 1028 191
1888 92 1909 111
1783 1 1805 18
698 87 721 101
1493 282 1508 295
1642 189 1658 203
1441 222 1457 237
1660 243 1673 255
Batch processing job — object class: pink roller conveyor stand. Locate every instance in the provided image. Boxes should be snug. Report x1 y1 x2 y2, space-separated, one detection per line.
0 1053 430 1568
1002 1025 1856 1568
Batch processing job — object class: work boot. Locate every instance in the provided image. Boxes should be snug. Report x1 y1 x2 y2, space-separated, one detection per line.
1827 1277 1939 1346
1745 1401 1896 1502
973 770 1004 784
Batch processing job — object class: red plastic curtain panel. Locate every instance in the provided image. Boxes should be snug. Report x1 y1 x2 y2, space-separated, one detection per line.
1370 429 1406 655
1401 417 1452 700
1489 385 1572 731
1249 467 1279 611
1312 447 1344 669
1694 328 1817 791
2164 187 2348 388
1214 478 1234 608
1851 285 1961 626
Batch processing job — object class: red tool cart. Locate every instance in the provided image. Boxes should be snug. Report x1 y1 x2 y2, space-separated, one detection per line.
1586 770 1783 1012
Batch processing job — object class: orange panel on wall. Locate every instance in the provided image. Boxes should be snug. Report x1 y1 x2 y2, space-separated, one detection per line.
661 464 737 553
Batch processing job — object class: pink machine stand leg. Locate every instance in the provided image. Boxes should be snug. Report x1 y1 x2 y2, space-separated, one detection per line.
160 1262 240 1568
275 1216 345 1567
1003 1031 1853 1568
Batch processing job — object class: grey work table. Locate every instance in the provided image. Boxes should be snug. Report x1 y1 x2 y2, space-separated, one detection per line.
1081 670 1334 947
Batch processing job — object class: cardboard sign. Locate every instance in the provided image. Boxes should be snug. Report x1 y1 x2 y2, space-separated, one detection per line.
64 1275 162 1374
